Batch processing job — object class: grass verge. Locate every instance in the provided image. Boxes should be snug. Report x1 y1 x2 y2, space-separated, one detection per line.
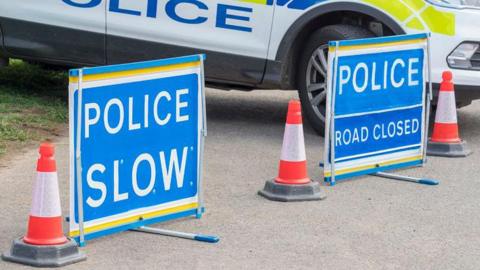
0 60 68 156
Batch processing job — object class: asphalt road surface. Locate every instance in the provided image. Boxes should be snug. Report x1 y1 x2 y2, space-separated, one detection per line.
1 88 479 269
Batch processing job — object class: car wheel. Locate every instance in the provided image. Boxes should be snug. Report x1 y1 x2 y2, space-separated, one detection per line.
297 24 374 136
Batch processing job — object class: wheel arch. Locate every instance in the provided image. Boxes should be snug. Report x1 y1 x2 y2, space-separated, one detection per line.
262 2 406 89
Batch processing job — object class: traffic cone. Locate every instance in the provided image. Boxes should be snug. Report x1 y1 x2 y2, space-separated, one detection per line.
258 100 326 202
427 71 472 157
2 143 86 267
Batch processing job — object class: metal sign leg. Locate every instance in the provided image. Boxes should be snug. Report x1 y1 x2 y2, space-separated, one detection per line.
371 172 439 185
75 69 86 247
131 226 219 243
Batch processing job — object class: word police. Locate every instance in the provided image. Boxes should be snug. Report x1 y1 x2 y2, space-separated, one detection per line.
339 57 420 94
84 88 189 139
63 0 253 32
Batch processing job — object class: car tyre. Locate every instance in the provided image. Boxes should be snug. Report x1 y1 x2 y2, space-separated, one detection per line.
297 24 375 136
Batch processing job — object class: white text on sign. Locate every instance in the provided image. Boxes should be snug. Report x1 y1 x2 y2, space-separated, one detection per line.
338 57 420 95
335 118 420 146
84 89 190 138
86 147 190 208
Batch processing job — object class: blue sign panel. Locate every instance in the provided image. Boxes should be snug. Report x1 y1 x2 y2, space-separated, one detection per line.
68 55 206 244
335 49 424 115
324 34 429 185
334 106 423 161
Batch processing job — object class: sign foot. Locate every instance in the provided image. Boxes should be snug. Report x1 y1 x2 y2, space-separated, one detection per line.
131 226 219 243
372 172 439 185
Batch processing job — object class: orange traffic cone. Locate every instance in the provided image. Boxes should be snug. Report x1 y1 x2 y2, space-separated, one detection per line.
24 143 67 245
427 71 472 157
2 143 86 267
258 100 325 202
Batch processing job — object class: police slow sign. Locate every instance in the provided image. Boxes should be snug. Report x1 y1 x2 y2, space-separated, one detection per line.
324 34 430 185
68 55 206 244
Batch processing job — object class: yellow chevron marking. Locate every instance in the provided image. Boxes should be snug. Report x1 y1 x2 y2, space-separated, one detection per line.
364 0 412 21
406 17 425 31
238 0 268 4
421 6 455 36
362 0 455 36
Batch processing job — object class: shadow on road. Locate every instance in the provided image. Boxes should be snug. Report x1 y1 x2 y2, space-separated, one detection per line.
457 101 480 144
204 89 320 136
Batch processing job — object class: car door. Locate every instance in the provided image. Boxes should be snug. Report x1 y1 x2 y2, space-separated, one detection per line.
0 0 106 65
106 0 275 85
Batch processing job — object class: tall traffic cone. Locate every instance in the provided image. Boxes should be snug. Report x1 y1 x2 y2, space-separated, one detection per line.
427 71 472 157
258 100 326 202
2 143 86 267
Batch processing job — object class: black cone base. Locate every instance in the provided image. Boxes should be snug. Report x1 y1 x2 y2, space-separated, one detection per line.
427 140 472 157
2 238 86 267
258 179 326 202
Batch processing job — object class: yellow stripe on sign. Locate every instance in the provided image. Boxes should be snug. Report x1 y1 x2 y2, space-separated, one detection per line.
69 202 198 237
324 155 423 177
328 38 426 52
69 61 201 83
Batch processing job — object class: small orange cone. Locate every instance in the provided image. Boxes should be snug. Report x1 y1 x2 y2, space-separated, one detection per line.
2 143 86 267
258 100 325 202
427 71 472 157
276 100 310 185
24 143 68 245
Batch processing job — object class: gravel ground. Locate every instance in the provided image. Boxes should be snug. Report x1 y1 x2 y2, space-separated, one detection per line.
1 88 479 270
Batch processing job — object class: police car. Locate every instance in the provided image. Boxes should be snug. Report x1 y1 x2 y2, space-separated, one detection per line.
1 0 479 134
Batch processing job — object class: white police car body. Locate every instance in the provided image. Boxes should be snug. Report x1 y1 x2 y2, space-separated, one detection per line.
1 0 479 134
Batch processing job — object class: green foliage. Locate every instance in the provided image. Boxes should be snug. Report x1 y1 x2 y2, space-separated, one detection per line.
0 59 68 96
0 60 68 155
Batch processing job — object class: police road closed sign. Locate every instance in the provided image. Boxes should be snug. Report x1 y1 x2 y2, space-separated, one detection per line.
68 55 206 243
324 34 429 185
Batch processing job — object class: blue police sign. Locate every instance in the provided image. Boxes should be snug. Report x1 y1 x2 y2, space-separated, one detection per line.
68 55 206 244
323 34 430 185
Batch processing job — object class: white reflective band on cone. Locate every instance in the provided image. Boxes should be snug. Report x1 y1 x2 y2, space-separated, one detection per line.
30 172 62 217
280 124 307 162
435 92 458 124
